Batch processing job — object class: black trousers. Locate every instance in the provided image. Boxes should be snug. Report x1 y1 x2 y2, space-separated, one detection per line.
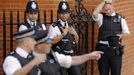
61 52 82 75
67 65 81 75
60 64 81 75
97 45 122 75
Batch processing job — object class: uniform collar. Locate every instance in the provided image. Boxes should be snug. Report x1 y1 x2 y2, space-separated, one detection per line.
16 47 29 58
59 19 68 27
26 19 37 26
106 12 116 16
111 12 116 16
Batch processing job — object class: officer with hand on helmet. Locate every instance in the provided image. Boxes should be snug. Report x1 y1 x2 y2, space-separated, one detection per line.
92 0 130 75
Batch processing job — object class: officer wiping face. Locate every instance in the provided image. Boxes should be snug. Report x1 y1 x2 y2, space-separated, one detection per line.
58 1 71 22
103 3 114 16
25 1 39 22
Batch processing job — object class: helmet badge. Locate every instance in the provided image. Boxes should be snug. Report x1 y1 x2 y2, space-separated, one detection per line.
62 3 67 10
31 2 36 9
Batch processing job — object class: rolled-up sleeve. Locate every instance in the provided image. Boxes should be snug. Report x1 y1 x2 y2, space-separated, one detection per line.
18 25 28 31
92 14 103 27
121 18 130 34
42 24 46 30
3 56 21 75
55 52 72 68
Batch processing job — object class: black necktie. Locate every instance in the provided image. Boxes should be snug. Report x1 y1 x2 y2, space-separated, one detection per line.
64 22 66 27
30 22 36 30
33 22 36 30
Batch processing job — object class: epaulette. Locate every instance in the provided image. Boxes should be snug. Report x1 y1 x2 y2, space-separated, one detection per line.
120 14 125 19
116 13 125 19
52 21 60 27
52 22 56 27
9 51 16 56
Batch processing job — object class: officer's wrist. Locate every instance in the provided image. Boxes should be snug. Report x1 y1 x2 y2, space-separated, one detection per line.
61 33 65 37
102 0 107 4
103 1 107 4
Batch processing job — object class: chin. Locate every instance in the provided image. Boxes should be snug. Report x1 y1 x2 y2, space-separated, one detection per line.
61 19 67 22
45 50 50 54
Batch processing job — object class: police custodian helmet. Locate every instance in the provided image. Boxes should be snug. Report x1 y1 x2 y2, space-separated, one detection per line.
58 1 71 13
26 0 39 13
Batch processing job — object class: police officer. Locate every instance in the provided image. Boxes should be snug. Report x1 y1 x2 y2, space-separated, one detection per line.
92 0 130 75
34 30 72 75
19 0 46 31
48 1 81 75
34 30 103 75
3 28 46 75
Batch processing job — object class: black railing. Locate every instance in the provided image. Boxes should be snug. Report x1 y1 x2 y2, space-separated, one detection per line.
3 11 6 59
71 0 96 75
1 10 54 59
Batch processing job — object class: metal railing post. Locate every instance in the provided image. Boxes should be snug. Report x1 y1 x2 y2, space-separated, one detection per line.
10 11 13 52
3 11 6 59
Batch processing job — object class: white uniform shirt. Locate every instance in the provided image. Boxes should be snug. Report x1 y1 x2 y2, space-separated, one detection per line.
33 51 72 68
48 19 69 39
47 19 72 68
19 19 46 31
54 52 72 68
3 47 29 75
92 12 130 44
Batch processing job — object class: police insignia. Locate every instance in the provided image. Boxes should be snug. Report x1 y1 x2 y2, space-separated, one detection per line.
31 2 36 9
62 3 67 10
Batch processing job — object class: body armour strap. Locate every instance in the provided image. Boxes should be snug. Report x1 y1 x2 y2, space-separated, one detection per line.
22 20 43 31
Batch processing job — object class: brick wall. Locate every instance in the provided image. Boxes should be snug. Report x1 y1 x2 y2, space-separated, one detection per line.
0 0 134 75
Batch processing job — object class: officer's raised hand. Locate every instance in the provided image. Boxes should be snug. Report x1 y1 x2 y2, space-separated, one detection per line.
68 26 79 43
32 54 46 65
61 26 69 37
68 26 77 36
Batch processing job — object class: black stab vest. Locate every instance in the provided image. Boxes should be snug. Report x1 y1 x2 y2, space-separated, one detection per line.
38 52 63 75
10 52 39 75
98 13 122 41
52 21 75 55
22 20 43 31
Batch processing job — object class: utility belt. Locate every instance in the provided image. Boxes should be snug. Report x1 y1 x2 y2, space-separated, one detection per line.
96 43 124 55
63 50 74 55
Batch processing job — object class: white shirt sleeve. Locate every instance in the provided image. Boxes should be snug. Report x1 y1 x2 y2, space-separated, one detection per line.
92 14 103 28
48 25 61 39
121 18 130 34
54 52 72 68
42 24 46 30
3 56 21 75
18 25 28 31
19 23 46 31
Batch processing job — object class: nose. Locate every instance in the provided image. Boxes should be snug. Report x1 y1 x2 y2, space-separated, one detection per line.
32 14 35 17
